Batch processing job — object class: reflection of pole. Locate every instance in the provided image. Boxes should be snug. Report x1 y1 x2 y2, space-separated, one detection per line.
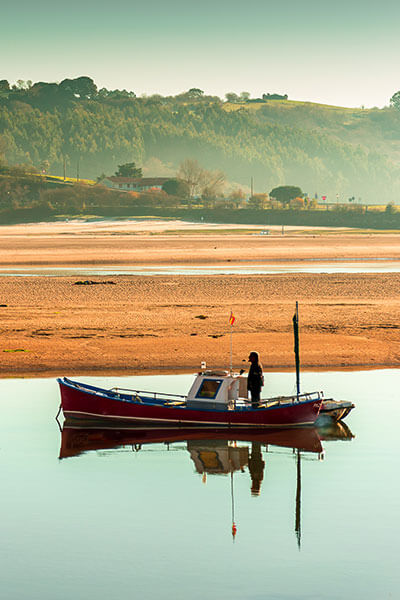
293 301 300 397
295 450 301 550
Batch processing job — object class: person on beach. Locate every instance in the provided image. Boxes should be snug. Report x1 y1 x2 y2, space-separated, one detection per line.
247 351 264 408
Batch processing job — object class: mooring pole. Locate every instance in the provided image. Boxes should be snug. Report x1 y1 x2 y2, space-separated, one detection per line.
293 301 300 397
229 310 235 373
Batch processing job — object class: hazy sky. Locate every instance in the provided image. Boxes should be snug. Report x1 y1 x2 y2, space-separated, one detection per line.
3 0 400 107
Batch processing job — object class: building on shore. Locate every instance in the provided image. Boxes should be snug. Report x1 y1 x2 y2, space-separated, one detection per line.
98 176 170 192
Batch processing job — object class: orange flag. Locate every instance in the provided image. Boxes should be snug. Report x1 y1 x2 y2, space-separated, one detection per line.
229 311 236 326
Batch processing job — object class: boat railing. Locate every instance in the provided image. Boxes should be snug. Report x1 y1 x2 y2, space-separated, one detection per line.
262 391 322 406
110 387 187 402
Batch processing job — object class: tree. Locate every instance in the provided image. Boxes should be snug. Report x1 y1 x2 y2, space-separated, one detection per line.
229 187 246 206
115 162 142 178
385 202 397 215
225 93 240 103
178 159 205 197
178 160 226 199
201 170 226 199
0 135 7 161
269 185 303 204
187 88 204 98
27 82 66 107
390 91 400 110
162 178 190 197
13 79 32 90
247 195 264 210
240 91 250 102
59 76 97 99
0 80 10 95
289 197 305 209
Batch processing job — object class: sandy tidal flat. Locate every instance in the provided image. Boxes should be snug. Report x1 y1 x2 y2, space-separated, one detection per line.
1 220 400 375
1 273 400 375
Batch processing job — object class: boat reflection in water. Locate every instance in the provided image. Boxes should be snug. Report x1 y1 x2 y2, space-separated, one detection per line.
58 423 326 460
58 421 354 546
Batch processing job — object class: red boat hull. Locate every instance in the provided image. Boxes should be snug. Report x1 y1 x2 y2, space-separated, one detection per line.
58 378 322 428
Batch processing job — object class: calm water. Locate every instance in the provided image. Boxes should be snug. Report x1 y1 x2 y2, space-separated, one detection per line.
2 260 400 276
0 370 399 600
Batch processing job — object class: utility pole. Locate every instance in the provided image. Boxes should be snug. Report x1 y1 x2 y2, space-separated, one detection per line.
63 156 66 181
76 157 80 183
250 176 254 198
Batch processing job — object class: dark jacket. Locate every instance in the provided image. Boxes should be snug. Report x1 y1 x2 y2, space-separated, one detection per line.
248 363 264 391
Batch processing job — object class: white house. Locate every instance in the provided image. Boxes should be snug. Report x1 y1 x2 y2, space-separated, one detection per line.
98 176 170 192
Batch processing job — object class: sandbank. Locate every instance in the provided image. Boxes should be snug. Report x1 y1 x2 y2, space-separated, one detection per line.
1 273 399 376
1 220 399 376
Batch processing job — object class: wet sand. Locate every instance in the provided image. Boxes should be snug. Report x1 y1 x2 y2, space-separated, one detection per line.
1 272 400 375
1 221 400 376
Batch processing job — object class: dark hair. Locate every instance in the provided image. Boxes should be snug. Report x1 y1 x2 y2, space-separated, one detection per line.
249 351 259 362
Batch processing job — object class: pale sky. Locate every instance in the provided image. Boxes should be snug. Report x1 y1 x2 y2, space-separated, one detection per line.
3 0 400 107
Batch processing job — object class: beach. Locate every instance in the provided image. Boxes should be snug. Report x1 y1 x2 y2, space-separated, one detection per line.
1 221 400 375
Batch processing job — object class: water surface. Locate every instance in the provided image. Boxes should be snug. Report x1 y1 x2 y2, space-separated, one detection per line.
0 370 398 599
2 260 400 277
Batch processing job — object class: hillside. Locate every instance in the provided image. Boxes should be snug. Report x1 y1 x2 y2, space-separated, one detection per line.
1 80 400 203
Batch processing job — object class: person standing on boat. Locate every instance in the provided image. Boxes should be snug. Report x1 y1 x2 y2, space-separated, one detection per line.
247 351 264 408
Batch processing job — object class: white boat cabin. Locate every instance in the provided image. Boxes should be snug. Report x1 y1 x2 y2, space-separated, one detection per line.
187 370 248 410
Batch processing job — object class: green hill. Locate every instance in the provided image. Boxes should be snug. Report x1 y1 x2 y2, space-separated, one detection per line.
1 79 400 203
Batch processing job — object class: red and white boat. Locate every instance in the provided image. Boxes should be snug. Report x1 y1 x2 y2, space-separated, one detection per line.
57 370 323 428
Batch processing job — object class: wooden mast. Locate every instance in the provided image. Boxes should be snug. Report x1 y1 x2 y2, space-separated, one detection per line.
293 301 300 397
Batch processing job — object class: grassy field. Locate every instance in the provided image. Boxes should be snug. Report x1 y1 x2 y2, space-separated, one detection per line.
43 174 96 185
223 99 363 113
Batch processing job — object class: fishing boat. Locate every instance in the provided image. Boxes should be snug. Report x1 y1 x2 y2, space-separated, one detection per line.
57 373 323 428
57 302 353 427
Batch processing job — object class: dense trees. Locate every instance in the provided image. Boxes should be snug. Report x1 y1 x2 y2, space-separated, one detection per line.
1 163 400 230
59 77 97 99
2 77 400 202
115 162 142 177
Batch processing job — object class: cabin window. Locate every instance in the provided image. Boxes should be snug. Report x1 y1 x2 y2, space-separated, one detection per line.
196 379 223 400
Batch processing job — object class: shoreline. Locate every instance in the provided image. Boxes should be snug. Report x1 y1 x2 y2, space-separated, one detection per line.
1 363 399 380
